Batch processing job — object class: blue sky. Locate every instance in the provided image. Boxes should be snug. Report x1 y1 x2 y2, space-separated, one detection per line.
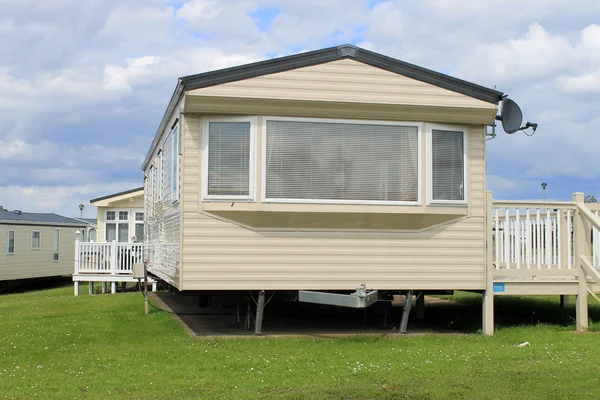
1 0 599 217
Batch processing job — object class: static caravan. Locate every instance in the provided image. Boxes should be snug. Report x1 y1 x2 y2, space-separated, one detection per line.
71 187 155 295
0 209 86 287
141 45 600 335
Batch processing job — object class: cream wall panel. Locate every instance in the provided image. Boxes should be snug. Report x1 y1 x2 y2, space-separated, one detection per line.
189 59 496 110
0 225 80 281
180 215 485 291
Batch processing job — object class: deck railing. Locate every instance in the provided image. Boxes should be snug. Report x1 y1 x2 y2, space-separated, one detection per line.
491 195 600 270
74 241 144 275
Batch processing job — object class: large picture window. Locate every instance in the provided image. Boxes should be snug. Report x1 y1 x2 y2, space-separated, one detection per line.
203 118 255 199
429 126 467 203
264 118 419 203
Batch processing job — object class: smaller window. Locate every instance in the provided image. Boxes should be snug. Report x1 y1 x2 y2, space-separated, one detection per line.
53 228 60 261
7 230 15 254
118 211 129 221
429 126 467 203
135 212 144 221
106 211 116 221
88 228 97 242
203 118 255 199
31 230 41 250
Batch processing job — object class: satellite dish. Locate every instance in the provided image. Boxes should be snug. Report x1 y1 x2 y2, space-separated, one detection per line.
499 98 523 134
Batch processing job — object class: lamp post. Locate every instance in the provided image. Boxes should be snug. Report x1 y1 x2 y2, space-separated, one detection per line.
79 204 84 218
541 182 547 202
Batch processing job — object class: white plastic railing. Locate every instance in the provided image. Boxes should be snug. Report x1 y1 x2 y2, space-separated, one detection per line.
593 210 600 268
492 201 576 270
74 241 144 275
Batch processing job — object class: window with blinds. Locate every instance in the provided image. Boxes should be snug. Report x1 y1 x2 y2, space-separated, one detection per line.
206 121 252 197
431 129 465 201
265 120 419 203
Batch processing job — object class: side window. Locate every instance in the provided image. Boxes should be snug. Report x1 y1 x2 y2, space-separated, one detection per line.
431 129 465 202
172 124 180 202
31 230 41 250
53 228 60 261
204 119 254 199
7 229 15 254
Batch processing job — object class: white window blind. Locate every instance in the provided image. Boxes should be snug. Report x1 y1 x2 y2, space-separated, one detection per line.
432 129 465 201
207 122 251 197
265 120 419 202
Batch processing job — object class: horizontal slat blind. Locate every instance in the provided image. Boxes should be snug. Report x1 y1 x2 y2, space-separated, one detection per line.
266 120 418 202
208 122 251 196
432 129 464 201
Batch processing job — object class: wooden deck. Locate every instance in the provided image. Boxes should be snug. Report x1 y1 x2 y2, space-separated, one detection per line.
72 240 156 295
484 192 600 334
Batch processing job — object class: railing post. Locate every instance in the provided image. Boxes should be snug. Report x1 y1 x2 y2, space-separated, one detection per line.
74 237 80 275
559 209 568 269
110 240 118 276
573 192 588 331
483 190 495 335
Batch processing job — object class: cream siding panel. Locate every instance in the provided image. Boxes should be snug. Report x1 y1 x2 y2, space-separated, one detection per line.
189 59 496 110
468 127 486 218
0 225 80 281
96 211 105 244
181 215 484 290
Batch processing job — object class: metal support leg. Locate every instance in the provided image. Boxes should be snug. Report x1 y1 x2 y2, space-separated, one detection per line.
399 290 413 334
482 289 494 335
244 303 252 330
416 292 425 320
111 282 116 294
88 282 94 295
560 295 570 308
152 282 157 292
74 281 79 296
254 290 266 336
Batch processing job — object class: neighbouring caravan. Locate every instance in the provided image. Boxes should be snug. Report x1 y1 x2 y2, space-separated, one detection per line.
140 45 600 335
0 209 86 288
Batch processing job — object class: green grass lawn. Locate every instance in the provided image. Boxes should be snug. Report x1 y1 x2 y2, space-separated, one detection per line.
2 284 600 399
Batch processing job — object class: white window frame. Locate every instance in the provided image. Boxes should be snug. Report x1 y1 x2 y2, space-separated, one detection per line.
426 123 469 205
31 230 41 250
53 228 60 261
7 229 15 254
171 123 180 203
201 116 257 201
105 209 131 243
156 150 163 202
261 116 422 206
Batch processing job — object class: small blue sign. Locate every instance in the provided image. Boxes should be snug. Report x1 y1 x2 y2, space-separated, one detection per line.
493 283 505 293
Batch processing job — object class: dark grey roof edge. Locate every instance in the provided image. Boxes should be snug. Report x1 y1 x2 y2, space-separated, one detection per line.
0 220 87 227
90 187 144 204
180 44 504 104
355 47 503 104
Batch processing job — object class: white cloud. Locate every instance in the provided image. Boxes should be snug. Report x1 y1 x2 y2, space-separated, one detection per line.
1 0 600 212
